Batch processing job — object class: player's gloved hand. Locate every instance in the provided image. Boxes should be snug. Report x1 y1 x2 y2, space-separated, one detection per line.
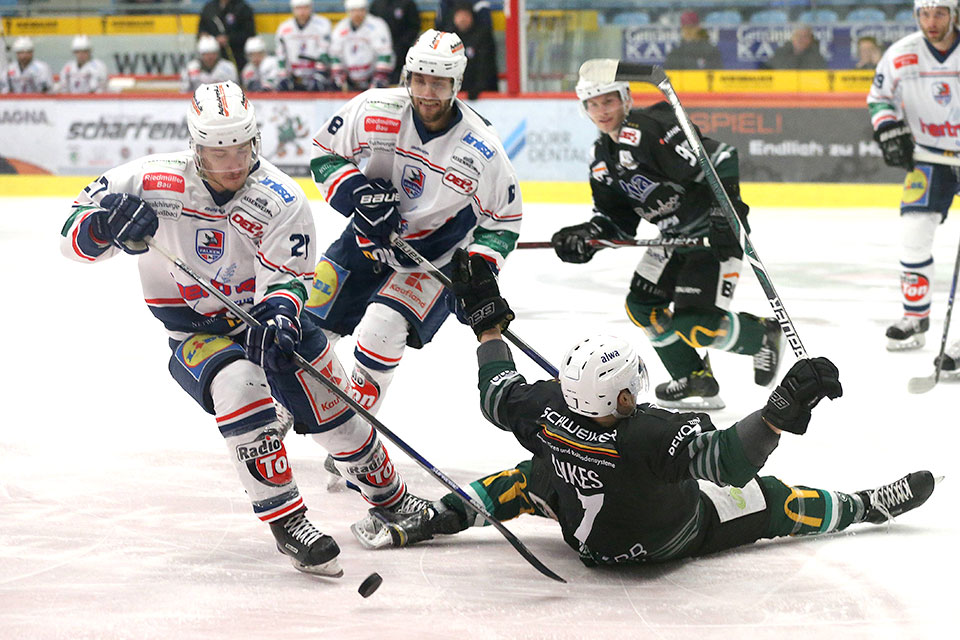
90 193 159 255
244 300 302 374
761 357 842 435
874 120 914 171
449 248 514 337
551 221 604 263
707 213 742 261
352 178 402 249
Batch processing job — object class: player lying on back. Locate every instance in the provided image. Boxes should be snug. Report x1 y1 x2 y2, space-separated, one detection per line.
352 250 939 566
59 81 428 577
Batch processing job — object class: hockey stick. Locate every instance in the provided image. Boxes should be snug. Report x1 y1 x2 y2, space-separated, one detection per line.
579 60 808 360
145 238 565 583
908 236 960 393
212 16 238 70
517 237 707 250
391 236 560 377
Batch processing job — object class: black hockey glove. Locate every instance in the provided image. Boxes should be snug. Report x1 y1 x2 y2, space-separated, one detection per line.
91 193 159 255
707 213 743 262
761 357 842 435
874 120 914 171
245 300 302 374
551 221 605 263
449 248 514 337
352 178 402 249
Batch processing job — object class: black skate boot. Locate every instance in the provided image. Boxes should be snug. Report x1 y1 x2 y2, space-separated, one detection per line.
350 492 436 549
933 341 960 378
269 508 343 577
655 354 725 410
353 502 465 549
886 316 929 351
753 317 784 387
857 471 938 524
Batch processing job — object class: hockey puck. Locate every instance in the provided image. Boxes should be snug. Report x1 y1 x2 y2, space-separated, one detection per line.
358 572 382 598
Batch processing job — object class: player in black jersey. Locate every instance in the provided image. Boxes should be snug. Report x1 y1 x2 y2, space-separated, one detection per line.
353 250 938 566
550 76 781 410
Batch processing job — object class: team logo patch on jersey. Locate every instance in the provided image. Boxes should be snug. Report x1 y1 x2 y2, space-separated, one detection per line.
179 334 235 369
142 172 185 193
901 166 931 206
306 257 349 319
618 174 659 202
442 168 477 195
894 53 918 69
933 82 952 106
237 431 293 487
618 126 641 146
229 210 264 239
196 228 225 263
461 131 496 160
364 116 401 134
401 164 425 198
259 177 295 204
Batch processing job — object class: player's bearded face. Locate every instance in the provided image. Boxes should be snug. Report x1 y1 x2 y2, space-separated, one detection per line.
408 73 455 125
918 7 955 45
197 141 255 192
584 92 626 135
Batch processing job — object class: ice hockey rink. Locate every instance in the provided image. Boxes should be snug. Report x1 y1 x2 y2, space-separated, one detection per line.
2 196 958 640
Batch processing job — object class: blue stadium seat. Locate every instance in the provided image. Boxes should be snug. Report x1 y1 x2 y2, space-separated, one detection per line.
846 8 888 23
749 9 790 25
895 8 917 23
797 9 840 24
702 10 741 26
611 11 651 27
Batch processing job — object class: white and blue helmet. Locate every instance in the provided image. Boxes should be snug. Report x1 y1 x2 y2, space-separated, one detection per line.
560 335 649 418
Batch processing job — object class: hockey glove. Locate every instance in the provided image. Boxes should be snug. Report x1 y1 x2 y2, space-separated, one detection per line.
244 300 302 374
874 120 914 171
761 357 842 435
551 221 604 263
352 178 402 249
91 193 159 255
449 248 514 337
707 213 743 261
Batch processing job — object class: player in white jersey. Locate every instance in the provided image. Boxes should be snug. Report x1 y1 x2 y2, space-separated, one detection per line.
59 82 428 576
57 35 108 94
329 0 394 90
868 0 960 372
275 0 333 91
241 36 282 92
181 35 238 93
307 29 521 445
2 37 52 94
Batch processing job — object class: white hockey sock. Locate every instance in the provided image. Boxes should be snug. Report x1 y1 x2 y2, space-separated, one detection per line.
900 213 940 318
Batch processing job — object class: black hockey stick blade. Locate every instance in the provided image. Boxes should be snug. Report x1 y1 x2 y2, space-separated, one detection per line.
578 59 667 85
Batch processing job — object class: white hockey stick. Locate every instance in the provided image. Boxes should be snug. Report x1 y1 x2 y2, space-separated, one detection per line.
908 236 960 393
579 60 807 359
912 146 960 168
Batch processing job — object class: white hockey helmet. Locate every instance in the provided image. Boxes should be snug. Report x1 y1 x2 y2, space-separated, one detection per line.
344 0 368 10
559 335 649 418
290 0 312 8
575 76 632 117
402 29 467 104
915 0 959 24
12 37 34 53
244 35 267 55
71 35 92 52
187 82 261 176
196 35 220 55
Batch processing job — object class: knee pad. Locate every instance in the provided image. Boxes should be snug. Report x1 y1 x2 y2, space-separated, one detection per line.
311 416 403 507
168 334 246 414
209 358 276 436
354 302 409 372
901 212 940 263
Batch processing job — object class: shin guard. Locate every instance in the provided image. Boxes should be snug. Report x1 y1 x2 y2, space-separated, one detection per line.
351 303 407 415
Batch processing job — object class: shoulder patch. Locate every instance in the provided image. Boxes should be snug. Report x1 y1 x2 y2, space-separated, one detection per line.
143 172 185 193
238 188 283 222
618 126 641 146
894 53 918 69
365 98 405 114
364 116 401 134
461 130 497 160
450 147 484 177
258 176 296 204
442 168 477 195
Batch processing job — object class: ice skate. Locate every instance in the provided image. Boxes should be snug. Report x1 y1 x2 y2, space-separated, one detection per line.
753 317 784 387
857 471 939 524
351 501 463 549
269 508 343 577
933 341 960 380
655 354 725 410
351 492 435 549
886 316 929 351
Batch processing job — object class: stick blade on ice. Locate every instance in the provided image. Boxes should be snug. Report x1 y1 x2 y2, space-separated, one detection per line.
907 375 937 394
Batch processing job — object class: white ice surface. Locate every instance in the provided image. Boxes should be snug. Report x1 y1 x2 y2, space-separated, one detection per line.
1 198 958 639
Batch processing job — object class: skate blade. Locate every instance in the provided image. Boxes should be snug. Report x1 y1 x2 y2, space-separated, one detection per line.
350 516 394 550
887 334 925 351
289 556 344 578
655 395 726 410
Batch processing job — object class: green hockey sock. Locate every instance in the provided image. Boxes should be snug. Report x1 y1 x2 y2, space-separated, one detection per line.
761 476 866 537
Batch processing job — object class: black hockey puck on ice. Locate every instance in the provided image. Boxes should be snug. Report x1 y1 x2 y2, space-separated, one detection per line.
358 572 383 598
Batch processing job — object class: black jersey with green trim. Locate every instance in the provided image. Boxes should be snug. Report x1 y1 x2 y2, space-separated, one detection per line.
589 101 738 239
478 356 762 565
